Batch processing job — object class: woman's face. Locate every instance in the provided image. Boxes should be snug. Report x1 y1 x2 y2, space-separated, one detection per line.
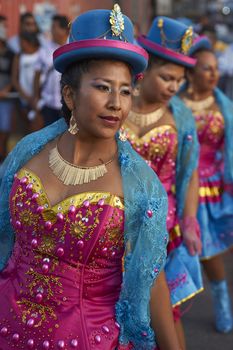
190 51 219 93
66 60 132 140
141 62 185 104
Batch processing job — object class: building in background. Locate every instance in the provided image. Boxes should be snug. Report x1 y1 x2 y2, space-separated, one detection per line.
0 0 177 38
1 0 233 39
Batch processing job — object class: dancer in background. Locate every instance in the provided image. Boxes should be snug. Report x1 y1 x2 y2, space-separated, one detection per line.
124 17 203 350
180 35 233 333
0 6 181 350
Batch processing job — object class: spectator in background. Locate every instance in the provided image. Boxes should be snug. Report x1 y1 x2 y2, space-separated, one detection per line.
12 32 40 130
0 24 14 163
33 15 69 127
0 14 7 30
8 12 47 54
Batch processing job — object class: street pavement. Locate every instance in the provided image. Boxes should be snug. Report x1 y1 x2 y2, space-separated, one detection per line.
183 251 233 349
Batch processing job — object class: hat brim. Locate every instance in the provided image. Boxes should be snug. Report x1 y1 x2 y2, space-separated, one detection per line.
138 35 196 68
53 39 148 75
189 36 212 56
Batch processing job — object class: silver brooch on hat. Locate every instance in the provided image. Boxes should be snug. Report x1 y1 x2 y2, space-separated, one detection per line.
109 4 125 38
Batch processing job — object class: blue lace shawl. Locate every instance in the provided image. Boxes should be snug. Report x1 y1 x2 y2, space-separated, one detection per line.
214 87 233 182
169 95 199 218
0 118 168 349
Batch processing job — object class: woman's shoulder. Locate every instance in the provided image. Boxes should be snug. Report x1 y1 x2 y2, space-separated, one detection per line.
122 140 167 196
23 138 55 175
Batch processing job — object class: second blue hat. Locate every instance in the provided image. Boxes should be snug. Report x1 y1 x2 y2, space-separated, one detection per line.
138 16 196 67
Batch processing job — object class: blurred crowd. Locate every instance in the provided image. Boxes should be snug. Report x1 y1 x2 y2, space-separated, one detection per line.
1 10 233 163
0 11 69 162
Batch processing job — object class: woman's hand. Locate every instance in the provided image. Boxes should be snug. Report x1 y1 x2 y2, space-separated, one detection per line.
180 216 202 256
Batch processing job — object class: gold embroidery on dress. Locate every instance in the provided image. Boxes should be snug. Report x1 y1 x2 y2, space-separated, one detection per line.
70 207 103 240
26 269 62 300
17 298 57 327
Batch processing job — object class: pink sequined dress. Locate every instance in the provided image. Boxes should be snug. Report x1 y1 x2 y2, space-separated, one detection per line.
194 110 233 258
124 122 203 307
0 168 129 350
125 124 180 252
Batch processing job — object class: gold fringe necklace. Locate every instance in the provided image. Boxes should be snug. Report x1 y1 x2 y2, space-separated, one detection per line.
49 142 116 186
127 107 166 127
183 95 215 113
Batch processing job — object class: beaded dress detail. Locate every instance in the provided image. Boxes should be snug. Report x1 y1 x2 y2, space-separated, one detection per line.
0 168 131 350
125 124 180 252
124 122 202 306
194 110 233 258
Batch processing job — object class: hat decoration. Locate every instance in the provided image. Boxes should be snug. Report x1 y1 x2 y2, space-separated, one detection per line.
157 18 193 55
109 4 125 38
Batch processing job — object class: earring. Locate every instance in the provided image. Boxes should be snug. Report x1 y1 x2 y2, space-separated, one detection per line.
187 83 193 95
118 128 127 142
68 112 79 135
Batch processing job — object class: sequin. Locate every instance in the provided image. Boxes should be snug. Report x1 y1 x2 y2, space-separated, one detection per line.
102 325 110 334
57 340 65 348
31 239 38 248
42 340 50 349
56 247 64 257
95 335 101 344
70 339 78 347
12 333 20 341
0 327 8 336
27 339 34 348
27 318 35 327
147 210 153 218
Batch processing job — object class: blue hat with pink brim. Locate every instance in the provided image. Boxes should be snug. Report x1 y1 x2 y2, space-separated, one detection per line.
53 4 148 75
188 35 212 56
138 16 196 68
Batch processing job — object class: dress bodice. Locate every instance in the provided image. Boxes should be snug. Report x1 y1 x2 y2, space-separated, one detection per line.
124 123 178 193
194 110 224 177
124 123 181 251
0 168 125 349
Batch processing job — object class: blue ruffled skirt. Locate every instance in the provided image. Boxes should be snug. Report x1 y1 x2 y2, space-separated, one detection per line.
198 171 233 259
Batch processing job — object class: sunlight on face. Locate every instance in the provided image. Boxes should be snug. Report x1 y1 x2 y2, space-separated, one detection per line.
73 60 133 140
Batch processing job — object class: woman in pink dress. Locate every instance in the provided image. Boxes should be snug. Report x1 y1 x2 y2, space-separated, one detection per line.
0 6 182 350
180 35 233 334
124 17 203 350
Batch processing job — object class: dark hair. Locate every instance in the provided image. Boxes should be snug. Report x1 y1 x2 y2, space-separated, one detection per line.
20 31 40 48
148 53 185 70
52 15 69 30
60 59 133 123
148 54 167 69
190 47 215 59
0 15 7 22
20 12 34 24
60 60 97 123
